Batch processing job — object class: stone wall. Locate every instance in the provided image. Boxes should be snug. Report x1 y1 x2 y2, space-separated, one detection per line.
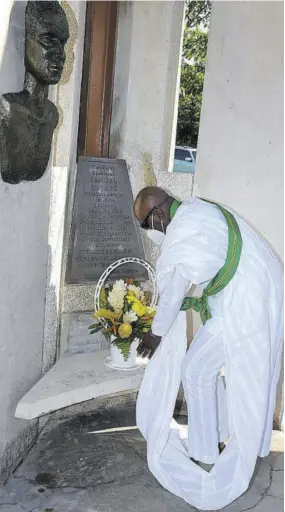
0 1 48 481
0 0 86 481
60 1 195 352
62 0 194 310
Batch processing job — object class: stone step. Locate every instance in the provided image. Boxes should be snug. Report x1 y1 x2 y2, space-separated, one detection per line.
15 351 146 420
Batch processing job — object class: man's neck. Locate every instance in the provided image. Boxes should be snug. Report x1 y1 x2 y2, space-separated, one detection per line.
23 72 49 106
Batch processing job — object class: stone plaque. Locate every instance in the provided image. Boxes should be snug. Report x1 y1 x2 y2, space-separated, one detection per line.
66 157 146 284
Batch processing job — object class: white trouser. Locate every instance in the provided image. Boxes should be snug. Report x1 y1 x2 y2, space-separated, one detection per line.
182 324 229 464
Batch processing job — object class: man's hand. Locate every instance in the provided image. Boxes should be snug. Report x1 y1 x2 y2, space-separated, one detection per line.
137 331 161 359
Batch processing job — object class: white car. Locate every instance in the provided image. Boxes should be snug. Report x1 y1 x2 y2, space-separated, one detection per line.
173 146 197 174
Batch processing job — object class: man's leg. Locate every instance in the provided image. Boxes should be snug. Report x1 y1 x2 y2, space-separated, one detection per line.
182 323 225 464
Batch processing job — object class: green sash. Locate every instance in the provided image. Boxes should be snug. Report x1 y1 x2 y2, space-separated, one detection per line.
170 199 243 325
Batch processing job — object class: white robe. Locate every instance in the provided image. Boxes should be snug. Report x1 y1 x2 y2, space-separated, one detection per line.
136 197 283 510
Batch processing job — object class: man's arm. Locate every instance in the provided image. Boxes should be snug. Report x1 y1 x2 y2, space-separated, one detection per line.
138 268 191 358
151 267 191 337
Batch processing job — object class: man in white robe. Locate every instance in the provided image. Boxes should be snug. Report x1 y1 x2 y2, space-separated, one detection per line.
133 186 283 510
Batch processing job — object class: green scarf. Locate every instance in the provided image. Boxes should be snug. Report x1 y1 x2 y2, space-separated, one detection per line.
170 198 243 325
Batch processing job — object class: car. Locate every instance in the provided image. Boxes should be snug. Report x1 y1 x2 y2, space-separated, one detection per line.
173 146 197 174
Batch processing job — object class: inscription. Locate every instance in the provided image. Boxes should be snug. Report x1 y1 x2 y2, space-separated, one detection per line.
66 157 146 283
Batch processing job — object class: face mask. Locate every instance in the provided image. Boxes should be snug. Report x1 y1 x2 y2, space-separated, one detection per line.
147 213 165 246
147 229 165 245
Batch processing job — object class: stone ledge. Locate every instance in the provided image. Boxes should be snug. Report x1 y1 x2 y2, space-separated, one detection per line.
15 351 146 420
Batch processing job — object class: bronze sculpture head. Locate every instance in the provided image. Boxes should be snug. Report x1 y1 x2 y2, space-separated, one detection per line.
0 1 70 184
25 1 69 85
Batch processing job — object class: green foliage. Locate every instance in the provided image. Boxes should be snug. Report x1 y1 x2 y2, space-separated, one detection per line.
111 338 131 361
182 27 209 64
88 323 103 335
184 0 212 29
176 1 211 147
131 321 149 340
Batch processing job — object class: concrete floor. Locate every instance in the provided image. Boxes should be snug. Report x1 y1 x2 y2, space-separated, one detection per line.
0 404 283 512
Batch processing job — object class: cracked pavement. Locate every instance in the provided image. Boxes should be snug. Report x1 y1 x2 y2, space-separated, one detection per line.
0 404 283 511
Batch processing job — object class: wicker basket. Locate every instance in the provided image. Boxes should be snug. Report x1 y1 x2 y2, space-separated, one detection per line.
94 258 158 368
94 257 158 328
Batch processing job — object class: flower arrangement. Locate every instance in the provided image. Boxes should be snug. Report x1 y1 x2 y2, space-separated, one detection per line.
89 279 156 360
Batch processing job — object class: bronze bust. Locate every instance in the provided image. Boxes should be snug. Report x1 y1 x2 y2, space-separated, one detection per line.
0 1 69 184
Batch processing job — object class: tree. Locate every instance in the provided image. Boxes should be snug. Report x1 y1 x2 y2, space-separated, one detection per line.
176 1 211 147
184 0 211 29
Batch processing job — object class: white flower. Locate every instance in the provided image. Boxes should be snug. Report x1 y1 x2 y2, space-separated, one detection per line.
128 284 145 304
123 311 138 324
114 279 127 295
107 280 126 312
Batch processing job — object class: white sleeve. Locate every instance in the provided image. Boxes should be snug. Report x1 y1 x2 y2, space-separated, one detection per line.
151 267 191 337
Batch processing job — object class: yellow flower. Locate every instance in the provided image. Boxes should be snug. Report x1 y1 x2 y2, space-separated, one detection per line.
118 323 132 339
126 291 136 303
126 292 147 316
127 284 145 303
146 307 156 317
94 309 122 321
132 301 147 317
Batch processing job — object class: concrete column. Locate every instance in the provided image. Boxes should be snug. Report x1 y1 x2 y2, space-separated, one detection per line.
197 1 283 259
196 1 284 428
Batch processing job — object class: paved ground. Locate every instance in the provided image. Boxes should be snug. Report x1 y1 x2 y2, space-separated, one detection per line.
0 404 283 512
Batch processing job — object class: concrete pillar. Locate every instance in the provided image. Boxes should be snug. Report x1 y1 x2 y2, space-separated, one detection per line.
196 1 284 428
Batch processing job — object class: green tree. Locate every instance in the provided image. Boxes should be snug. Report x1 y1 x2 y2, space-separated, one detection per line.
176 1 211 147
184 0 211 29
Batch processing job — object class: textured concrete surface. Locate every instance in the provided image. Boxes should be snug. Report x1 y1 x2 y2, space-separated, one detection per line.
0 404 283 512
60 312 109 357
15 352 146 420
0 0 49 481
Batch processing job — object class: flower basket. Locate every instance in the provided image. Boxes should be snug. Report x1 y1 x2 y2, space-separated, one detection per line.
89 258 158 368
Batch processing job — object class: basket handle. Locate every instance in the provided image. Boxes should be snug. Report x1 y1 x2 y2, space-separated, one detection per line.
94 258 158 328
